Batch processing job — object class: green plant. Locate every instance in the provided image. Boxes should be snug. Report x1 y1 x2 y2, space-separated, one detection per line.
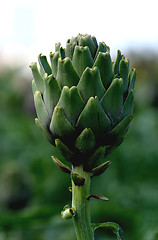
30 34 136 240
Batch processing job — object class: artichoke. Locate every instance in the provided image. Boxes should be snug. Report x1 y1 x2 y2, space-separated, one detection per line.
30 34 136 174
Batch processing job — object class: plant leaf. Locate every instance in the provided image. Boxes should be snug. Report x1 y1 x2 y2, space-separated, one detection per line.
101 78 123 123
32 79 37 95
108 115 133 145
57 86 84 126
65 41 76 59
91 161 111 177
51 156 71 174
43 74 61 116
50 51 60 78
59 47 65 60
87 194 109 201
79 34 96 58
128 68 136 91
75 128 96 153
55 139 73 162
93 52 113 89
119 89 134 121
35 118 54 144
91 36 98 49
34 91 50 130
114 50 122 75
55 42 61 52
56 57 80 88
50 106 75 140
72 46 94 77
93 222 124 240
119 58 129 95
77 67 105 102
77 96 111 137
87 146 106 170
38 54 52 77
110 115 132 137
30 62 44 93
94 42 107 61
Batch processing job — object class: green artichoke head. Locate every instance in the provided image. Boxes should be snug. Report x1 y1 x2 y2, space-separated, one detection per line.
30 34 136 172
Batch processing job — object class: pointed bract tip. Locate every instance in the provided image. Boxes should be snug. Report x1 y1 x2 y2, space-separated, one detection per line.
87 194 109 201
29 62 36 68
51 156 71 174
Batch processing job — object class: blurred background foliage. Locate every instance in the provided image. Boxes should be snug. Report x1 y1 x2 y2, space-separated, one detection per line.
0 51 158 240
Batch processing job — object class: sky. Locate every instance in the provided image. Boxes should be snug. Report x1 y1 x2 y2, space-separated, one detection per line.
0 0 158 68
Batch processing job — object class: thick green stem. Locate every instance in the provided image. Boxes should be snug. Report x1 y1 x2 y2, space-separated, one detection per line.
72 165 94 240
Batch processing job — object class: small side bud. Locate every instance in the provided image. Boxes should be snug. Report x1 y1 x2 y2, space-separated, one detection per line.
71 173 85 186
61 205 76 220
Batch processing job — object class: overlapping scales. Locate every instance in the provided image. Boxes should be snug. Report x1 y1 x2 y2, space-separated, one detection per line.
30 34 136 171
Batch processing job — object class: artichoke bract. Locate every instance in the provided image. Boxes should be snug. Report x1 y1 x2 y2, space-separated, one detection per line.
30 34 136 173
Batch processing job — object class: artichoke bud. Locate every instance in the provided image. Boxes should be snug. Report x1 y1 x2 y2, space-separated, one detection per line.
30 34 136 174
